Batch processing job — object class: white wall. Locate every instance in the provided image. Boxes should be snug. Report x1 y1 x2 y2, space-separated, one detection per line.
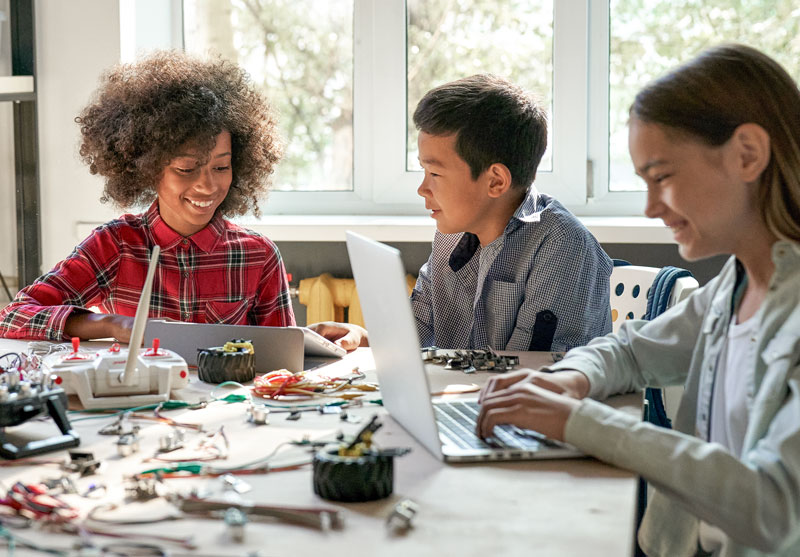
36 0 121 272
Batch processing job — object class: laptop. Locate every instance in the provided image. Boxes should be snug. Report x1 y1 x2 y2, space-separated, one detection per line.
345 231 582 462
144 321 346 373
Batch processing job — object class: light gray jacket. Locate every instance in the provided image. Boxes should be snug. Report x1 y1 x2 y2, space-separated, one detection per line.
551 241 800 556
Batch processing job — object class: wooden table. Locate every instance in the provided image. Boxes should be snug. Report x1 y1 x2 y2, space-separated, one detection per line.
0 340 638 556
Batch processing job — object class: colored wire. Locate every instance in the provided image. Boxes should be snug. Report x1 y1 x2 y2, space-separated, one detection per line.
87 503 182 526
68 400 203 422
0 352 22 371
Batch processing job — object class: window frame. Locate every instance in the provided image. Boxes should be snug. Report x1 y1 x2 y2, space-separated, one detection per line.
584 0 647 217
127 0 650 217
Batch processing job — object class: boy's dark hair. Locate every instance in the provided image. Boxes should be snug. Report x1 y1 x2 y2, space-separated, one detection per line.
76 50 282 218
413 74 547 190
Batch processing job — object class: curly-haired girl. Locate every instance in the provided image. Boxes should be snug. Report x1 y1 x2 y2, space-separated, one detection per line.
0 51 295 342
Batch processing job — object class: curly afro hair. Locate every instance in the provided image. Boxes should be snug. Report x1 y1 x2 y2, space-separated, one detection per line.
76 50 282 218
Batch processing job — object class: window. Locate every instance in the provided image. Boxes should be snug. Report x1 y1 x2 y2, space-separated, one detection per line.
184 0 354 193
406 1 554 174
605 0 800 194
128 0 800 217
140 0 586 214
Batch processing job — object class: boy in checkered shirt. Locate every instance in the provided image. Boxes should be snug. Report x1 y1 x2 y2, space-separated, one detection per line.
314 75 612 352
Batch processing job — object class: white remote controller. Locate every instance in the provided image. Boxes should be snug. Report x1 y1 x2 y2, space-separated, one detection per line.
42 338 190 410
39 246 192 409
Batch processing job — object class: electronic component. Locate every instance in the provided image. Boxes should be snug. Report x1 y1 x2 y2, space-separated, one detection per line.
40 246 190 410
386 499 419 532
0 359 80 459
116 429 141 457
422 347 519 373
67 450 101 476
246 403 269 425
224 507 248 542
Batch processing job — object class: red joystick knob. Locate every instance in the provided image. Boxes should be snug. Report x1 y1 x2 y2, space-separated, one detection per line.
145 338 161 357
64 336 91 361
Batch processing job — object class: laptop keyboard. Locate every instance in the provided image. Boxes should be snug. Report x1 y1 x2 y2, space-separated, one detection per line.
433 400 551 451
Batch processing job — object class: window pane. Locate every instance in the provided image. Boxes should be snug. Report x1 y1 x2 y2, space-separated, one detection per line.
406 0 553 173
184 0 354 192
609 0 800 191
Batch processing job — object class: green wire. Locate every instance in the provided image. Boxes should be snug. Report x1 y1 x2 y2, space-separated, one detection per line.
67 393 247 423
67 400 197 422
139 463 205 476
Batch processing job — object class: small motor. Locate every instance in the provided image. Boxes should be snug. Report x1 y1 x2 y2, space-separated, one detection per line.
196 340 256 384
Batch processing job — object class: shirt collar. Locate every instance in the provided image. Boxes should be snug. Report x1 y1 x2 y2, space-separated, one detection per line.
145 201 227 253
771 239 800 265
505 187 543 233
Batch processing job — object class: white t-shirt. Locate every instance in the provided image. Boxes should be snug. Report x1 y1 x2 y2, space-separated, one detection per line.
701 312 760 553
709 313 759 456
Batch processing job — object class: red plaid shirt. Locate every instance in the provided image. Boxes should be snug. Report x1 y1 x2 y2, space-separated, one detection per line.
0 202 295 341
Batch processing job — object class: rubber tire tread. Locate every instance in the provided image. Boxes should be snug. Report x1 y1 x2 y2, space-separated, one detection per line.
313 450 393 502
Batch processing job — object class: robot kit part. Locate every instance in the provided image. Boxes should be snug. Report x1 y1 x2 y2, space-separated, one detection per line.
312 446 394 502
196 340 256 384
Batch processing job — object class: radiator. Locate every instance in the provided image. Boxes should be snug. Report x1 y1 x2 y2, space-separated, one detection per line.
297 273 416 327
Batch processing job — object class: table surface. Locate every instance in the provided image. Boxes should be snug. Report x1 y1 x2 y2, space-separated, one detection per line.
0 340 639 557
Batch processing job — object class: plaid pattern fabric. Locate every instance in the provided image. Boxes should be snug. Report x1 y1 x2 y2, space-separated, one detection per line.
411 190 612 351
0 202 295 341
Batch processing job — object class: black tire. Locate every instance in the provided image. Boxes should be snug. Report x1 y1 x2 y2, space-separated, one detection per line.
313 447 394 502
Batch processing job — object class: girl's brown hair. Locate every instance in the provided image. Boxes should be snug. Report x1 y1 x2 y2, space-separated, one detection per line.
632 43 800 241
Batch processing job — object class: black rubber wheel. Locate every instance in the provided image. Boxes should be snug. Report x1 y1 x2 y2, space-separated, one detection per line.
313 447 394 502
196 340 255 384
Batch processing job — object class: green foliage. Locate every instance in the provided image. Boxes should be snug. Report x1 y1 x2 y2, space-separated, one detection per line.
230 0 354 191
188 0 800 193
406 0 554 170
610 0 800 190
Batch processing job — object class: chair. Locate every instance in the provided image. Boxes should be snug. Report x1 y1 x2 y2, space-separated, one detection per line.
610 263 699 425
610 262 699 556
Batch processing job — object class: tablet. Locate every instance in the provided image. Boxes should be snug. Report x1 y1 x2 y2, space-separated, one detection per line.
144 321 344 373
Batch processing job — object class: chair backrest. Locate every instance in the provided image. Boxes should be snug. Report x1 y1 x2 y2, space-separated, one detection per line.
609 265 699 334
612 262 699 556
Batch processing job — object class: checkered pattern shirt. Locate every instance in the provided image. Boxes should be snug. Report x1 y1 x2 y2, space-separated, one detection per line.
0 202 295 341
411 190 612 351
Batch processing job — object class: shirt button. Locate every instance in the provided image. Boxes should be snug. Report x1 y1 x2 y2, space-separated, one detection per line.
182 239 189 246
183 313 190 320
183 272 189 278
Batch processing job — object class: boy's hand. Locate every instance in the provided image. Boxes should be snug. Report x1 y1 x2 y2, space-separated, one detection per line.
307 321 369 352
